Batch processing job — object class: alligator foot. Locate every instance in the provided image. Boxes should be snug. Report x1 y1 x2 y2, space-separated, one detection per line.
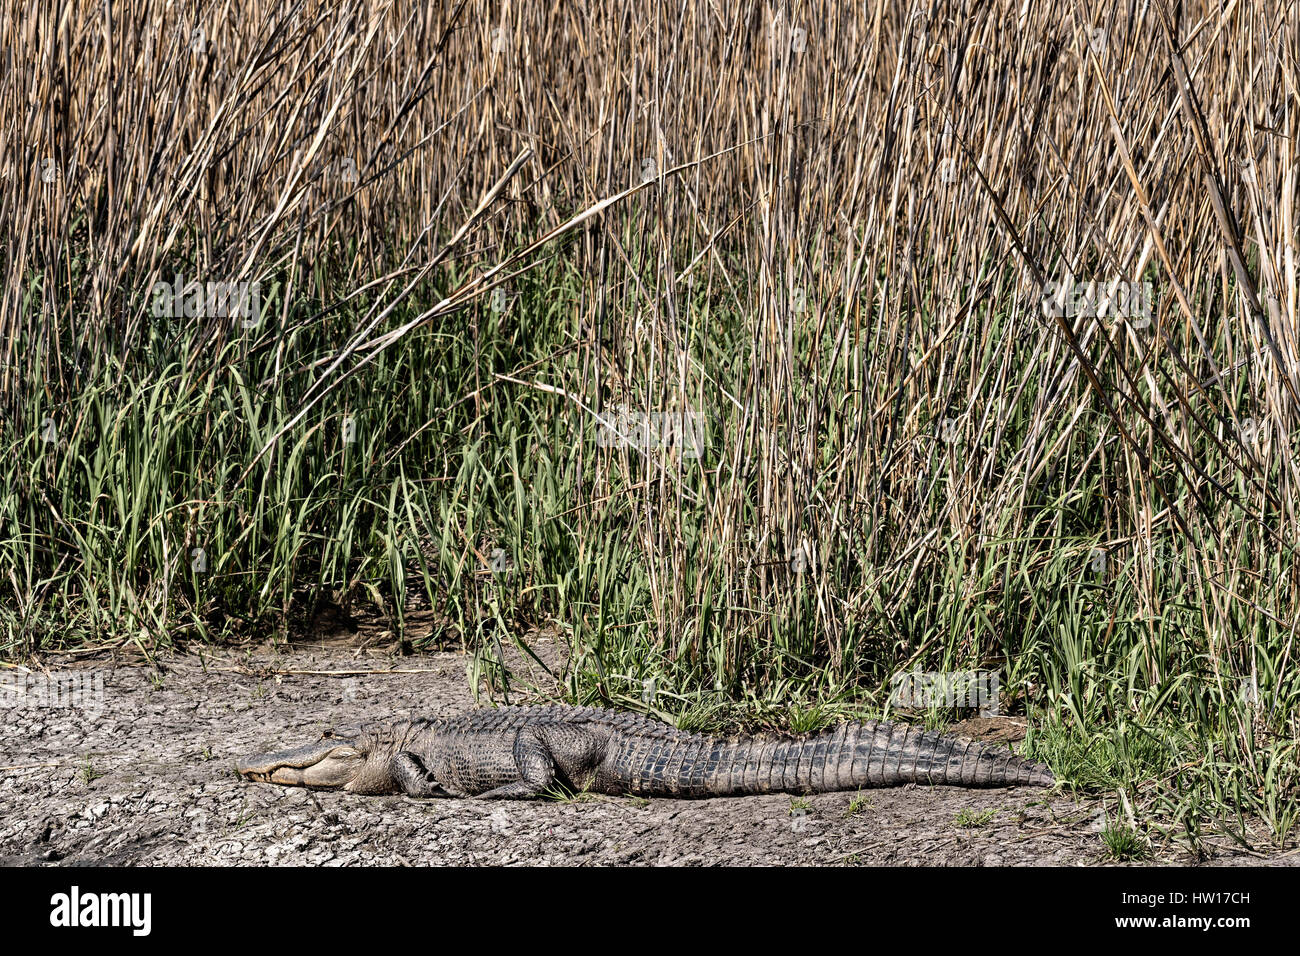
473 781 546 799
391 752 448 797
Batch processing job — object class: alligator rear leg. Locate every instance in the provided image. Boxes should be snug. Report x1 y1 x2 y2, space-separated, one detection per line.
474 728 556 799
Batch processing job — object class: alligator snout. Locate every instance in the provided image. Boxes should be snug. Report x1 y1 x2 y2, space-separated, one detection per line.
237 736 369 790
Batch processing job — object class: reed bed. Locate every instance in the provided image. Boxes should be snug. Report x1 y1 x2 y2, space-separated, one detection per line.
2 0 1297 850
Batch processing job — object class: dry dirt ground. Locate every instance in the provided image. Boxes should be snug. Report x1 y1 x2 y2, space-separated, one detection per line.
0 637 1291 866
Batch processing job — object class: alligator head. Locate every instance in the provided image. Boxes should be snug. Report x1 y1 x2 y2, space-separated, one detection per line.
237 729 398 794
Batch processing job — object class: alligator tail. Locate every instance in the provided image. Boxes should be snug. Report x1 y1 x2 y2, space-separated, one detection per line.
618 720 1054 795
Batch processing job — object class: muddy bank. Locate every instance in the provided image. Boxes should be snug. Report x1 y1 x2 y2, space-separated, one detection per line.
0 640 1286 866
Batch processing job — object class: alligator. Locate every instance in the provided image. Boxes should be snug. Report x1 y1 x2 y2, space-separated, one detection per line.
237 705 1054 798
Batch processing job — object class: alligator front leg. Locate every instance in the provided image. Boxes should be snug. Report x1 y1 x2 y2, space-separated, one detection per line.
391 751 450 797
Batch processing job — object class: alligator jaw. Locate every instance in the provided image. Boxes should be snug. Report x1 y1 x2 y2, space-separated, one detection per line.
237 734 366 790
